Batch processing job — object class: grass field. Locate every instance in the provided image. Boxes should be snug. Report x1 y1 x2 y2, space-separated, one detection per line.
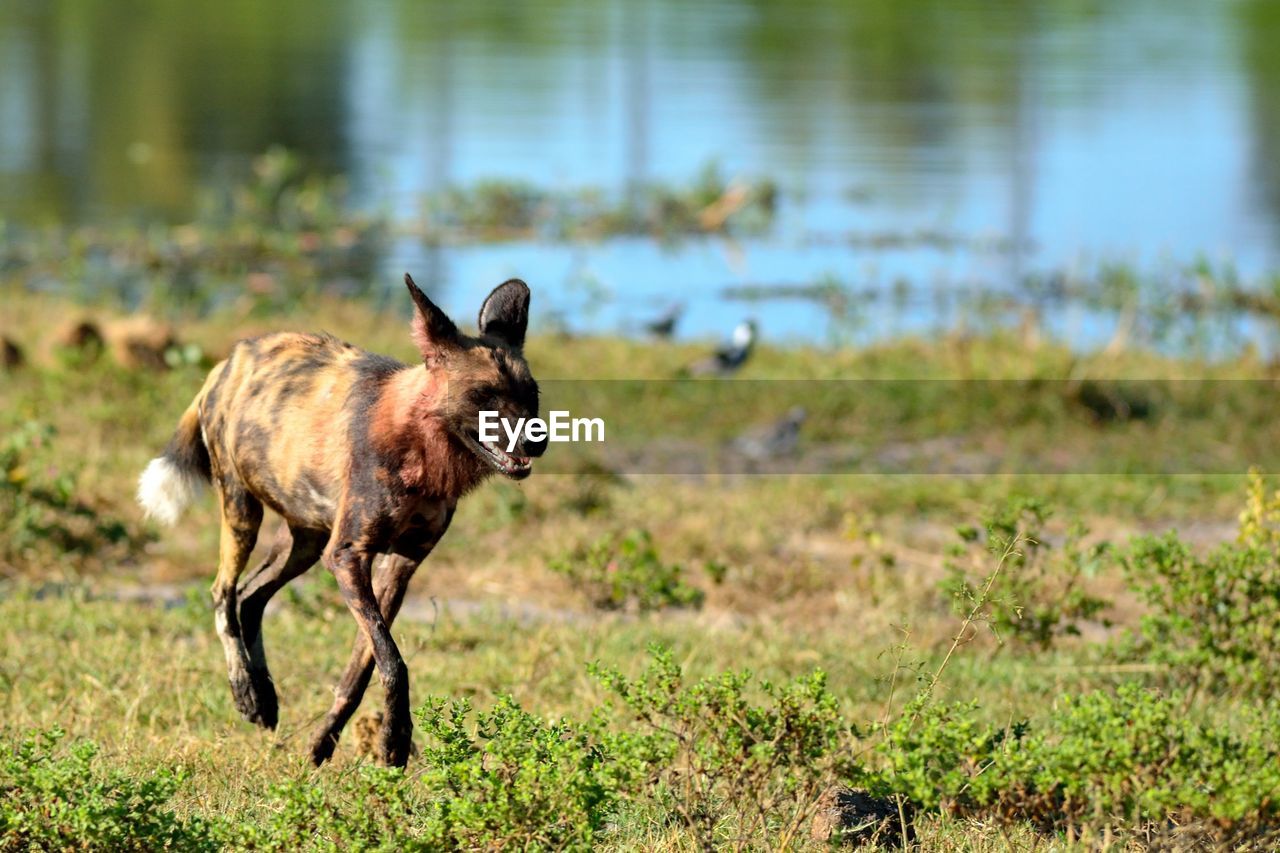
2 289 1279 850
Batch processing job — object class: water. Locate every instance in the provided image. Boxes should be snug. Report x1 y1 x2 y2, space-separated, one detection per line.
2 0 1279 345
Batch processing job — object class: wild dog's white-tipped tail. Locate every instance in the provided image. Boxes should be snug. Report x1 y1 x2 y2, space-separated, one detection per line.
137 456 205 526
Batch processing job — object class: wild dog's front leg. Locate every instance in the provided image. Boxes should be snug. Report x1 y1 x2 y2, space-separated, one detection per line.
309 553 422 765
310 509 453 765
323 532 413 767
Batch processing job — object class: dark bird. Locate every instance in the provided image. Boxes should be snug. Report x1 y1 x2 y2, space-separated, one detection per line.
643 302 684 339
730 405 807 463
688 319 757 376
1069 378 1153 423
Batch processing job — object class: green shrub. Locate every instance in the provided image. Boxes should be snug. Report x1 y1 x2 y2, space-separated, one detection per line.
867 696 1015 813
940 497 1111 650
237 765 422 852
422 162 777 240
551 530 704 612
246 696 633 851
1122 533 1280 692
982 686 1280 834
1120 471 1280 692
867 686 1280 844
0 728 216 852
428 180 551 235
412 696 632 850
592 646 856 849
215 146 366 233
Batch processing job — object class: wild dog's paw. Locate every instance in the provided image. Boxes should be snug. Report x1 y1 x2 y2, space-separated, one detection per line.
243 669 280 730
229 672 277 729
309 730 340 766
378 713 415 768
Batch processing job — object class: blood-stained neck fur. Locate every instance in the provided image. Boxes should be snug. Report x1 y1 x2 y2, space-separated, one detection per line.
368 365 492 501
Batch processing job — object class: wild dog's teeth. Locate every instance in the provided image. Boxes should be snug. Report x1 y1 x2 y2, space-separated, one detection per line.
479 437 530 472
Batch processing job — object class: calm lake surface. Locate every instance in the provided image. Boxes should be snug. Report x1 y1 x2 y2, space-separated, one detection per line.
3 0 1279 346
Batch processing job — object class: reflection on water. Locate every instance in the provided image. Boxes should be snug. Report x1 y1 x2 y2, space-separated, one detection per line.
2 0 1279 343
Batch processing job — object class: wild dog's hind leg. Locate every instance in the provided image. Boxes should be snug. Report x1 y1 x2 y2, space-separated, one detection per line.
309 553 422 766
236 521 292 608
211 486 266 724
234 523 327 729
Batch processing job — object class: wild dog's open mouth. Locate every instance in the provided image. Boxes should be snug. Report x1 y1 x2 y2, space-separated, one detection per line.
463 433 533 479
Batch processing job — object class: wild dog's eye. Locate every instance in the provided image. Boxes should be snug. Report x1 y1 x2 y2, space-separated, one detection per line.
465 389 494 409
468 386 501 410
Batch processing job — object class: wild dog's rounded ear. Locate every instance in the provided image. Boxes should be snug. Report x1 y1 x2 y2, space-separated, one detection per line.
478 278 531 349
404 273 459 362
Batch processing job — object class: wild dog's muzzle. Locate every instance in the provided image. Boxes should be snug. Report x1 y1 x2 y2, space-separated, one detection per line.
476 436 533 479
461 430 537 480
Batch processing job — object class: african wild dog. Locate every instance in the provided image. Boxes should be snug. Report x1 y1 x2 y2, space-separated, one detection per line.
137 275 544 767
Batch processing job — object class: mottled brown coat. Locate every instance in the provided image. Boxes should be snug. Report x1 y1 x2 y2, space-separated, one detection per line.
138 275 543 766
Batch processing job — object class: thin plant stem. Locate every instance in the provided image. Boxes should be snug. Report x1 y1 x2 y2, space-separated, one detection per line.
912 534 1027 722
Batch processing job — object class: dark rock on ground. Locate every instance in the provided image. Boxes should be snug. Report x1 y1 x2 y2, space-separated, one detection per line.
811 786 914 848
